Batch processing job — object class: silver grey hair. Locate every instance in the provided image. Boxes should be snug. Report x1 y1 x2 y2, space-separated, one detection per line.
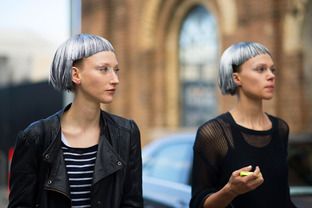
218 41 271 95
50 33 115 91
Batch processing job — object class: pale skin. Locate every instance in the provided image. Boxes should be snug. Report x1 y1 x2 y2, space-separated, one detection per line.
203 54 275 208
60 51 120 148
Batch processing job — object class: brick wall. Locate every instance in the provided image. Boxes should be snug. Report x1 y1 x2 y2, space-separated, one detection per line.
81 0 312 143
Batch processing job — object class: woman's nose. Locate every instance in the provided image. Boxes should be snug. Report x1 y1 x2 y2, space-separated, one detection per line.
267 69 275 80
110 71 119 84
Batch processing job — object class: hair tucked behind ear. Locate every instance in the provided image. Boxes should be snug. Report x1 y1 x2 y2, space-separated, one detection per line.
218 41 271 95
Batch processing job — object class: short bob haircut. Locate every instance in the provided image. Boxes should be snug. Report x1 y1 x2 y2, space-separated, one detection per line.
218 41 271 95
50 33 115 91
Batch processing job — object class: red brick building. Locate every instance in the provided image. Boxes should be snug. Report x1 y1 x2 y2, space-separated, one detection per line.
81 0 312 144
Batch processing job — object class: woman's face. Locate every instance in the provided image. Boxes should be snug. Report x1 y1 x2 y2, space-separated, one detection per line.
73 51 119 104
234 53 276 100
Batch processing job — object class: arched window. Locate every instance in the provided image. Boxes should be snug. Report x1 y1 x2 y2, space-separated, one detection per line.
179 6 219 127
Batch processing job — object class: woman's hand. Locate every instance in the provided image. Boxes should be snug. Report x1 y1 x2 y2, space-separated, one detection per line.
226 165 264 197
202 165 263 208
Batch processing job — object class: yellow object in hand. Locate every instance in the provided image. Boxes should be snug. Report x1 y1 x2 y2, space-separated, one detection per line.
240 171 253 177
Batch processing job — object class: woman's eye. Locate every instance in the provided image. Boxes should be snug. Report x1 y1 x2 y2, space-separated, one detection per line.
255 67 266 72
271 67 276 74
98 67 109 72
98 67 119 74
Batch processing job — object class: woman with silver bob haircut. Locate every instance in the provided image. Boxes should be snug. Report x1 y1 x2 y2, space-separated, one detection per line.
218 42 271 95
191 41 296 208
50 34 115 91
9 34 143 208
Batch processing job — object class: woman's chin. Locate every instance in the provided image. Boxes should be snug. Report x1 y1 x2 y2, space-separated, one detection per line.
263 95 273 100
99 96 114 104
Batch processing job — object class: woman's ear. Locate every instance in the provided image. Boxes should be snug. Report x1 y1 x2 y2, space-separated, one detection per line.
72 67 81 85
232 72 241 86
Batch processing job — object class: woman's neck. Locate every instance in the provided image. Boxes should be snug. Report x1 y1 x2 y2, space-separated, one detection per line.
230 96 271 130
62 96 101 130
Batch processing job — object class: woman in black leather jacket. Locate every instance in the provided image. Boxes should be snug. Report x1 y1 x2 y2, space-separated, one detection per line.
8 34 143 208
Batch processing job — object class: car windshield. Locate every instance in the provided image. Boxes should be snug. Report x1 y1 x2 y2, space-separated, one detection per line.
143 140 193 184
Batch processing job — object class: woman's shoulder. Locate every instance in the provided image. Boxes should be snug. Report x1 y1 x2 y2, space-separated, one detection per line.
101 111 141 147
20 120 45 139
101 110 138 132
18 112 60 144
266 114 289 142
194 113 232 159
198 113 230 132
16 121 48 148
196 113 232 145
267 114 289 131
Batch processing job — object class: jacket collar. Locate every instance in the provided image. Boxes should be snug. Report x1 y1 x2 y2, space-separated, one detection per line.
42 104 125 194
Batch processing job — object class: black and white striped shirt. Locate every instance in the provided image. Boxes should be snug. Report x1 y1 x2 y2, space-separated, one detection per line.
62 137 98 208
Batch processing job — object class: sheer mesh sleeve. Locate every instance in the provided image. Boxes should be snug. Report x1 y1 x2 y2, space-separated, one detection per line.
190 117 233 208
276 117 289 155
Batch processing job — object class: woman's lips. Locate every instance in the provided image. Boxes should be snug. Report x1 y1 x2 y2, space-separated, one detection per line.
106 89 116 94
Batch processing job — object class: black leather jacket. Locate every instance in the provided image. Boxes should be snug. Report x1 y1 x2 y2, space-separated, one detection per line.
8 105 143 207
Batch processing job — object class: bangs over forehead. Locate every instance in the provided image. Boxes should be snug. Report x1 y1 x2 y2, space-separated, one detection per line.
218 41 272 95
67 34 115 61
226 42 271 67
50 34 115 92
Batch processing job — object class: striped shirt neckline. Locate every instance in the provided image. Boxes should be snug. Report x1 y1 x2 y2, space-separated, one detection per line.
61 134 98 208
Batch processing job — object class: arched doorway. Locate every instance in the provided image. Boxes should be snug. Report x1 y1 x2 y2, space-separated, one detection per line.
179 5 219 127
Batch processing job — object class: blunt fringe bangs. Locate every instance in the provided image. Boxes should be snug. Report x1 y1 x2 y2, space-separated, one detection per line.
218 41 271 95
50 34 115 91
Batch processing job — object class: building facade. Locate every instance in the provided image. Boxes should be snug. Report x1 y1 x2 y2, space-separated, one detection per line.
81 0 312 144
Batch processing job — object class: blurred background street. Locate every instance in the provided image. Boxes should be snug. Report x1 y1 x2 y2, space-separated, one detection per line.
1 0 312 207
0 186 8 207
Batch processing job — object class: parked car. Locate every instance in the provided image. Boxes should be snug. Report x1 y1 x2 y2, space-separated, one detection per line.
142 133 312 208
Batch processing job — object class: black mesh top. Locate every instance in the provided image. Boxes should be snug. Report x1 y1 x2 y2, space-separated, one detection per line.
190 112 296 208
